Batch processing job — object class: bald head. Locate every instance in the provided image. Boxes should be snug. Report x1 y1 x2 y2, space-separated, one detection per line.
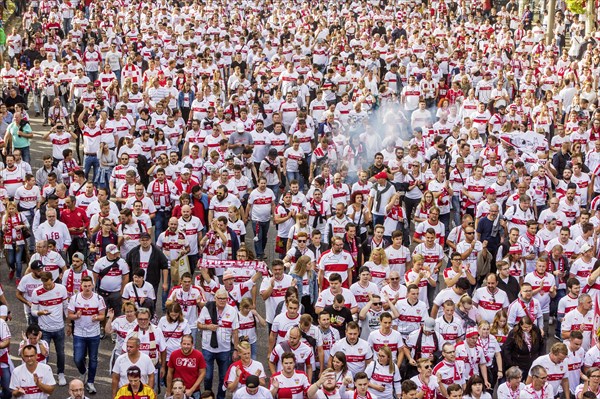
69 379 85 399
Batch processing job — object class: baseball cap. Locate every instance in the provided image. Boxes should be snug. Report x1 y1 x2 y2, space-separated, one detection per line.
485 188 496 195
30 260 43 270
581 243 593 253
72 252 85 261
106 244 120 255
423 317 436 332
246 375 260 389
374 171 388 180
181 168 191 175
140 232 151 240
466 327 479 338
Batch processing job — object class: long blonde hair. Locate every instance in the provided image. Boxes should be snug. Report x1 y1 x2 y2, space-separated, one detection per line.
369 248 389 266
293 255 313 278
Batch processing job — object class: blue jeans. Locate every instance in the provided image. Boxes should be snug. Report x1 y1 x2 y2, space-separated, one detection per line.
161 272 171 312
154 210 170 243
0 366 10 399
287 171 301 189
16 146 30 164
251 342 257 360
553 288 567 336
451 195 461 227
42 329 65 373
202 349 231 399
6 245 24 278
73 335 101 383
84 155 99 183
251 220 270 258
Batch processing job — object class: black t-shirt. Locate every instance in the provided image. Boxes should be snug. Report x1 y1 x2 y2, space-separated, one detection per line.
323 305 352 338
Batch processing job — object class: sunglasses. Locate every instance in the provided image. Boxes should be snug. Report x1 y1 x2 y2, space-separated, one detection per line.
297 240 306 243
390 277 399 281
372 302 382 306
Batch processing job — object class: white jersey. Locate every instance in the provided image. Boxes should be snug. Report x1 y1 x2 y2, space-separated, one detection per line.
178 216 203 255
34 221 71 252
395 299 428 337
528 354 567 395
523 271 556 314
157 317 192 359
67 292 106 337
30 283 68 332
167 285 204 326
199 304 239 353
367 329 404 363
472 287 509 323
9 362 56 399
330 337 373 376
270 371 310 399
562 309 594 351
259 274 295 323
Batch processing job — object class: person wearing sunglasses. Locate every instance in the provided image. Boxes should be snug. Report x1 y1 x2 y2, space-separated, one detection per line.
410 358 438 398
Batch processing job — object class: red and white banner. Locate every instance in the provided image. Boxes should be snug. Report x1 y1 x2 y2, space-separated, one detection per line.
198 259 269 276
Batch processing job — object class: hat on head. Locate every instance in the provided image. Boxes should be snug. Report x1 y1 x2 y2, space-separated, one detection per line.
581 243 593 253
423 317 436 332
509 245 521 255
181 168 191 175
72 252 84 261
140 232 151 240
485 187 496 195
30 260 43 270
236 123 245 132
246 375 260 389
106 244 120 255
223 272 235 281
374 171 388 180
466 327 479 338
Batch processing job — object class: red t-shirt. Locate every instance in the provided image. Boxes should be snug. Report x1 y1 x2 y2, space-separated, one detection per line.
167 349 207 391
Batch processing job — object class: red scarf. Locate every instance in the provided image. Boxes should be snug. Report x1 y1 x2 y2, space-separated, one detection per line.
151 179 171 206
518 297 536 321
4 213 23 245
526 231 536 245
132 324 157 361
65 269 89 295
354 391 373 399
505 382 521 399
418 375 435 399
546 255 566 284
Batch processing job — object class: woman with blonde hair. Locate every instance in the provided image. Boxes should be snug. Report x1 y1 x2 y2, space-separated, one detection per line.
405 253 435 303
364 346 401 398
224 339 267 392
286 213 311 251
456 294 482 330
362 248 389 289
491 309 509 345
478 320 503 391
237 298 266 360
413 191 435 223
289 255 318 319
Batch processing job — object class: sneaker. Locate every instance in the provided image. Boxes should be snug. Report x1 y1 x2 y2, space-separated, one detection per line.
58 373 67 386
8 270 14 280
554 334 563 342
86 383 97 394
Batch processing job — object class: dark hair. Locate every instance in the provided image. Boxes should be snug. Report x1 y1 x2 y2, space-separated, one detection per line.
464 375 485 395
401 380 418 394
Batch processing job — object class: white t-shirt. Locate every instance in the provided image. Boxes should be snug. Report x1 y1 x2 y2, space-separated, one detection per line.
112 352 155 387
9 362 56 399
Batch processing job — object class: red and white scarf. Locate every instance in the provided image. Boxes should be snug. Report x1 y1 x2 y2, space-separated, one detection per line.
151 179 171 207
65 269 89 296
4 213 23 245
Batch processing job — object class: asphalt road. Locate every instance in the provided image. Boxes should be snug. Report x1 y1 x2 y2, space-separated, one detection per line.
5 114 273 398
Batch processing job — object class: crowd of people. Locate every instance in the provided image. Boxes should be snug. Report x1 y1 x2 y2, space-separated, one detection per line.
0 0 598 397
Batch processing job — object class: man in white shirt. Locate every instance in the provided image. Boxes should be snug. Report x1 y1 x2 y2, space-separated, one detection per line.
30 272 68 386
34 208 71 255
10 345 56 398
67 276 106 394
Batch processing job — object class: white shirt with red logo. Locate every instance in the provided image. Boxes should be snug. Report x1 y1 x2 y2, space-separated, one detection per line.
528 355 567 395
330 338 373 376
472 287 510 323
9 362 56 399
562 308 594 351
67 292 106 337
270 371 310 399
